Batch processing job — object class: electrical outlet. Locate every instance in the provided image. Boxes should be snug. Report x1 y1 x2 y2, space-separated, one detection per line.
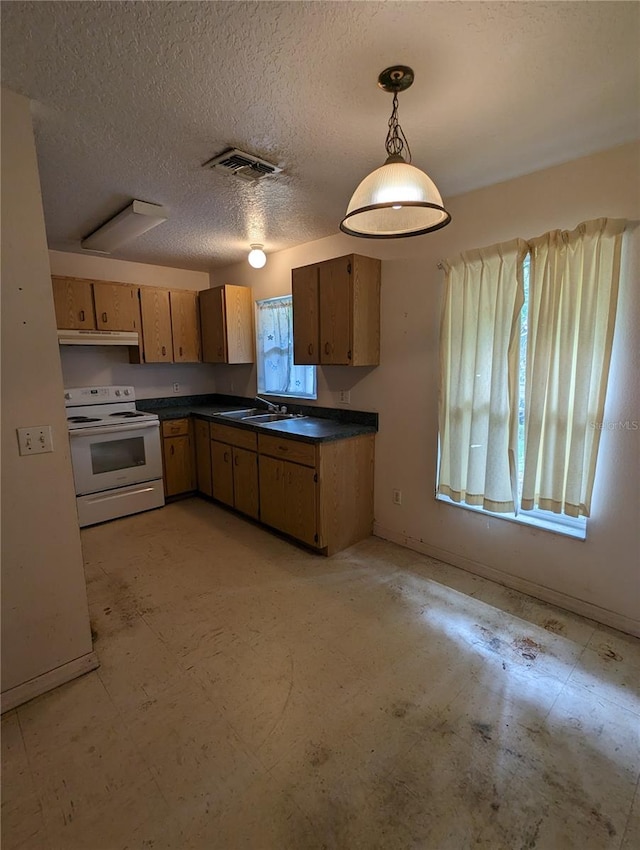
339 390 351 404
173 382 180 393
17 425 53 455
392 489 402 505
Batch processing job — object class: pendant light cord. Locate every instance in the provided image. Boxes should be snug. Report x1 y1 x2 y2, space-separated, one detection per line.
385 91 412 163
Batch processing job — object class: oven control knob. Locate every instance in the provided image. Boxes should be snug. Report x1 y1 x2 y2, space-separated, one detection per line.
115 390 121 396
64 392 70 400
124 389 131 396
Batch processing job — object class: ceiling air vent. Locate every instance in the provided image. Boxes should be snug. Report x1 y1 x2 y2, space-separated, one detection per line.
204 148 282 182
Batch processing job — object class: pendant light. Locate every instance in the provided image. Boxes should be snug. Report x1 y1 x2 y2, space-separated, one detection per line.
248 244 267 268
340 66 451 239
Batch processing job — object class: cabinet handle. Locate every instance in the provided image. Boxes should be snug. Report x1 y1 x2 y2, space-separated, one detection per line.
102 312 108 323
347 349 352 360
324 342 330 355
179 346 183 356
278 444 288 453
308 343 313 356
224 451 229 463
234 455 239 466
170 445 175 456
162 345 166 356
218 346 223 357
79 310 85 322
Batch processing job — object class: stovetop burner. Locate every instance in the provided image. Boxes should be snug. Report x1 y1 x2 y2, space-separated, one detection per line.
110 411 145 418
68 416 101 423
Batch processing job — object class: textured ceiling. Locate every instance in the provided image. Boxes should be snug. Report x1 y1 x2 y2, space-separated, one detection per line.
1 1 639 270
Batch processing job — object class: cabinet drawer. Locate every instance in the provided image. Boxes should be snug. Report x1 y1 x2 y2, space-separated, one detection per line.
258 434 317 467
210 422 257 451
162 418 190 437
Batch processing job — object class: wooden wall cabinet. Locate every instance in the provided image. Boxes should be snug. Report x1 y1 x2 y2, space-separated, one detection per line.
52 276 141 332
210 423 259 519
52 276 201 365
161 419 196 497
200 285 254 364
93 282 140 331
170 290 201 362
139 287 174 362
52 277 96 330
257 431 375 554
292 254 381 367
139 287 201 364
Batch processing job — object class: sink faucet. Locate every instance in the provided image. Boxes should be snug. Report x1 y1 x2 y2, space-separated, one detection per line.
255 395 279 412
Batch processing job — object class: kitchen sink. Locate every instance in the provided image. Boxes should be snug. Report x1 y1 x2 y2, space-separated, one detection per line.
241 413 305 423
217 408 262 419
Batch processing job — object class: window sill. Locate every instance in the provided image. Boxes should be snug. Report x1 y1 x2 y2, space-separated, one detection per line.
436 494 587 540
257 391 317 401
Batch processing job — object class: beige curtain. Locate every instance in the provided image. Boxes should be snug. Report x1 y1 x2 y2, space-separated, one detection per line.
438 239 527 512
522 218 625 517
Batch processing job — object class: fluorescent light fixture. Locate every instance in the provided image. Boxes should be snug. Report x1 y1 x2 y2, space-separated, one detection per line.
81 200 168 253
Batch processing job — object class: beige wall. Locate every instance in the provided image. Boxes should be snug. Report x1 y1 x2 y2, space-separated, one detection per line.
49 251 217 399
211 142 640 633
1 90 95 703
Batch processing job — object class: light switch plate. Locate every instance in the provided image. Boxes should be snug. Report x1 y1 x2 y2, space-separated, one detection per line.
17 426 53 455
339 390 351 404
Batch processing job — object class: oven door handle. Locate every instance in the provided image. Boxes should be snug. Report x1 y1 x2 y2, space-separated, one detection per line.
69 421 160 438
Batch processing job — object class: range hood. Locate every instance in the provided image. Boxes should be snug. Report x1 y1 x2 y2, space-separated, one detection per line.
57 329 139 346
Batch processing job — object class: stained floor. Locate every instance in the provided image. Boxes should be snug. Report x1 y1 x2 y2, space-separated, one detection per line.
2 498 639 850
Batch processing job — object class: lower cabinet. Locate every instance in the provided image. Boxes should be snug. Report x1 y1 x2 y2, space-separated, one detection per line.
257 431 375 555
161 419 196 497
210 423 259 519
258 454 318 547
179 415 375 555
194 418 213 497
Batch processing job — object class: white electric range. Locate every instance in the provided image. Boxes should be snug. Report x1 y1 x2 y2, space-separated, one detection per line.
64 385 164 527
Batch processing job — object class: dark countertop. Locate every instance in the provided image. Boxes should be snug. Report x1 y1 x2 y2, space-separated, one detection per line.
137 397 377 444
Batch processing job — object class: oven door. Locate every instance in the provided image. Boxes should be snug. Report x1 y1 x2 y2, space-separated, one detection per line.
69 421 163 496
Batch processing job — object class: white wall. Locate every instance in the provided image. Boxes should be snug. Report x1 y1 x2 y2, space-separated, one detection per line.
49 251 217 399
211 142 640 634
1 89 96 708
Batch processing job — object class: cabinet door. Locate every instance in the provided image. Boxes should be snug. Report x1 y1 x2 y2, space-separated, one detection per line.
194 419 213 497
140 288 173 362
171 290 201 362
211 440 234 506
52 277 96 330
233 447 259 519
319 257 352 364
284 461 318 546
292 265 319 365
93 283 140 331
163 435 195 497
199 287 226 362
225 286 255 363
258 455 286 533
351 255 381 366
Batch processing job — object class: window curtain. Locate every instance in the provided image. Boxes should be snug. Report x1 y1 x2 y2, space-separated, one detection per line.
256 297 316 398
438 239 527 512
257 297 292 394
521 218 625 517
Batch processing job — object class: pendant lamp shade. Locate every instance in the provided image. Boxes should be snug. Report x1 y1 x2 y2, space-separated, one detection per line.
341 155 451 238
340 65 451 239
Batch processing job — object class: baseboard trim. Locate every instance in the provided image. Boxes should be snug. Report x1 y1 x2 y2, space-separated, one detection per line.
373 523 640 638
1 651 100 714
